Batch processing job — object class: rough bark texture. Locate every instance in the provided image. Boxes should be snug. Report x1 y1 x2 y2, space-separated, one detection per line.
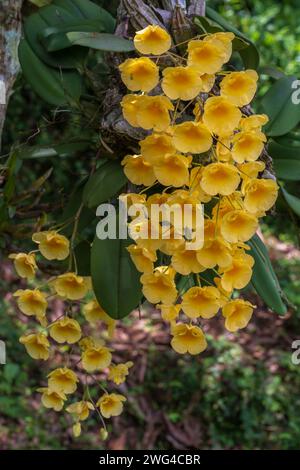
188 0 206 17
0 0 23 149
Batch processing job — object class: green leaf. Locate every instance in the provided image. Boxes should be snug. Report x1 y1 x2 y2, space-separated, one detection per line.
273 132 300 147
232 37 251 52
247 234 287 315
281 188 300 217
24 6 86 69
66 32 135 52
22 141 90 159
261 76 300 136
204 7 260 69
238 46 260 70
74 240 91 276
29 0 52 6
3 149 21 201
91 232 142 319
59 179 95 238
194 16 223 34
273 159 300 180
18 39 82 105
259 66 286 80
52 0 115 32
40 21 107 52
83 160 127 208
52 0 86 18
268 140 300 160
268 136 300 180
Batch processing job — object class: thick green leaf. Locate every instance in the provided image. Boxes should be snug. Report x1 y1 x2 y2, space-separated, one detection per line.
259 66 285 80
52 0 86 17
74 240 91 276
60 179 95 238
66 32 135 52
24 6 86 69
268 137 300 180
29 0 52 6
91 233 142 319
232 37 251 52
41 21 106 52
281 188 300 217
273 159 300 180
238 46 260 70
83 160 127 208
204 7 260 69
52 0 115 32
274 132 300 147
18 39 82 105
261 76 300 136
248 234 287 315
268 140 300 160
194 16 223 34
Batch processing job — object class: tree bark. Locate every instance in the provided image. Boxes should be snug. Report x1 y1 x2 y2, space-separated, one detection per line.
0 0 23 149
188 0 206 17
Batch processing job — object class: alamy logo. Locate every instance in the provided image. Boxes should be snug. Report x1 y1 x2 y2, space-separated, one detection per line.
291 340 300 365
95 197 204 250
0 79 6 105
291 80 300 104
0 340 6 365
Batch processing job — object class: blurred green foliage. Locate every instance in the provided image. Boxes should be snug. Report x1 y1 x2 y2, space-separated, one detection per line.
211 0 300 75
142 336 300 450
272 258 300 314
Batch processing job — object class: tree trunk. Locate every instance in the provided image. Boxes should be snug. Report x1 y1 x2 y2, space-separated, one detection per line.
0 0 23 149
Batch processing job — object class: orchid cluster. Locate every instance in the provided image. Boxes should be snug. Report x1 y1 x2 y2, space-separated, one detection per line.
120 25 278 355
9 23 279 441
10 232 132 439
